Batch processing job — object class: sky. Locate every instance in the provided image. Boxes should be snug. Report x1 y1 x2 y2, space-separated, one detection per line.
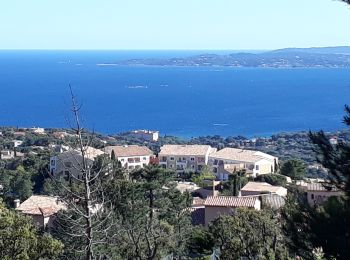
0 0 350 50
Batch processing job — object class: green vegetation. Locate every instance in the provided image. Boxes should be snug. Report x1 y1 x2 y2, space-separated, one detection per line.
0 200 63 259
280 159 306 180
191 165 216 187
221 170 248 196
254 173 287 186
209 208 288 259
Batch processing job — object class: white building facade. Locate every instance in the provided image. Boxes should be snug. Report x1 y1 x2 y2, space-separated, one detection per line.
104 145 154 171
209 148 278 180
129 130 159 141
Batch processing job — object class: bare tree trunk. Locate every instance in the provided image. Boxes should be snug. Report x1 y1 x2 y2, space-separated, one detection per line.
70 87 94 260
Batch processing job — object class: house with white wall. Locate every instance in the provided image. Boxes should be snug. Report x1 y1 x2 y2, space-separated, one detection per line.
128 130 159 141
158 145 217 172
209 148 278 180
104 145 154 171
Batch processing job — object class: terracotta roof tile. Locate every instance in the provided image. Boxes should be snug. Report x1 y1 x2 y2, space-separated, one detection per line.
104 145 153 157
159 145 215 156
204 196 258 208
307 183 339 192
17 195 67 216
209 147 276 163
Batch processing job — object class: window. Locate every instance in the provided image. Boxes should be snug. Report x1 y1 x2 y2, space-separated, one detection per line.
162 156 167 161
191 165 195 169
190 157 195 161
170 157 175 161
311 194 314 199
121 158 125 162
143 157 147 161
183 157 186 161
213 167 218 173
170 164 174 168
255 165 259 170
198 157 205 163
64 171 70 181
64 161 72 168
50 160 55 166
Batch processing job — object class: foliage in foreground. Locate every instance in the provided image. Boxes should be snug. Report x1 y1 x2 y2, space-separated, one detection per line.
209 208 289 260
0 200 63 260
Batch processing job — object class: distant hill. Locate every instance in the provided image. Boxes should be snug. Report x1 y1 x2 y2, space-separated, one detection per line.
270 46 350 55
115 47 350 68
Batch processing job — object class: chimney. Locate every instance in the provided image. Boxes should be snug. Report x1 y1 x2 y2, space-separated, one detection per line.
14 199 20 208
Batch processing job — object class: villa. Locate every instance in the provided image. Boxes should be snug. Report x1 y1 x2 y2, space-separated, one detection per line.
104 145 154 171
208 148 278 180
49 146 105 180
158 144 217 172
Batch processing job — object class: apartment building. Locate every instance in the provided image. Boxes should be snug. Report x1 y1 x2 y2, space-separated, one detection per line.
209 148 278 180
49 146 105 180
104 145 154 171
128 130 159 141
158 145 217 172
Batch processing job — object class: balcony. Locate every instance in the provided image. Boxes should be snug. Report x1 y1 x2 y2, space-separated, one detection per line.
176 160 187 166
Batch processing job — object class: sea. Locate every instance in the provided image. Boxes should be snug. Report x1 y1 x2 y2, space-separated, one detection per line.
0 50 350 138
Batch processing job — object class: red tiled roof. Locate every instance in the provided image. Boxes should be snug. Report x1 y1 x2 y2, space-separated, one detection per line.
204 196 258 208
307 183 339 192
105 145 153 157
17 195 67 217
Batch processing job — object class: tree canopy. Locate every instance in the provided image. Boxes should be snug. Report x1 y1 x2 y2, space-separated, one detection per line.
280 159 306 180
209 208 288 259
0 200 63 260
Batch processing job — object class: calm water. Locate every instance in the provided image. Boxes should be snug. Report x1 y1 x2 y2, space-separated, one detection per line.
0 51 349 138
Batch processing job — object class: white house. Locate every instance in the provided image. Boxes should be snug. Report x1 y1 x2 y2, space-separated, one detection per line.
158 145 217 172
13 140 23 148
30 127 45 134
209 148 278 180
1 150 15 160
104 145 154 171
128 130 159 141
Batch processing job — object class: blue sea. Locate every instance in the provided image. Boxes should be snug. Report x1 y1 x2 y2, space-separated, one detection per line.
0 50 350 138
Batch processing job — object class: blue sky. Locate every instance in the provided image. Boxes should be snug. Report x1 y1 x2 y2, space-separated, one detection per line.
1 0 350 50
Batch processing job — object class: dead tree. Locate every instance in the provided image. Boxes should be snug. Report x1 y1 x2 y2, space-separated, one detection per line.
50 87 118 259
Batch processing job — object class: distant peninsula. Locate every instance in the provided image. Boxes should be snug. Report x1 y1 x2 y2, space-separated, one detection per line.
115 46 350 68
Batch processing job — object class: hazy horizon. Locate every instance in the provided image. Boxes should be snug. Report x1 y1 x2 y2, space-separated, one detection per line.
1 0 349 50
